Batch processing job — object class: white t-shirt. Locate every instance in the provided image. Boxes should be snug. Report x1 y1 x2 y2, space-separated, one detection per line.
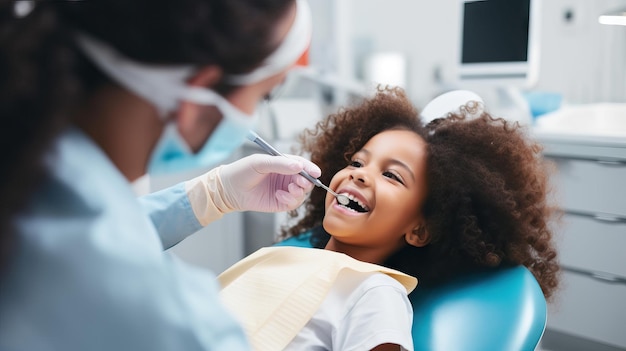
284 271 414 351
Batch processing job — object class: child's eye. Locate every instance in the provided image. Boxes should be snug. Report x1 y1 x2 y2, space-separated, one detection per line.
350 160 363 167
383 171 404 184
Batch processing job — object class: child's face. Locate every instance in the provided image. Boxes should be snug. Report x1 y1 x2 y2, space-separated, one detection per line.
322 129 429 262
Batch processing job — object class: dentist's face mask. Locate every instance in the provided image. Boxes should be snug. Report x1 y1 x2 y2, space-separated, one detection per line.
75 0 312 175
147 90 259 174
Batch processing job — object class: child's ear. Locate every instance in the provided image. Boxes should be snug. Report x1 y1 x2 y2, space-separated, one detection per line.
405 226 431 248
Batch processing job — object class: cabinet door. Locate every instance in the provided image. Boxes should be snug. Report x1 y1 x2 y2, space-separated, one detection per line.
547 271 626 349
547 157 626 217
556 214 626 278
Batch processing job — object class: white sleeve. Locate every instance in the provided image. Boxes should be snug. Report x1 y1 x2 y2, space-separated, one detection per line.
334 274 414 351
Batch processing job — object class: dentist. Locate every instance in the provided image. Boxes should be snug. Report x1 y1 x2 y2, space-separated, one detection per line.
0 0 317 350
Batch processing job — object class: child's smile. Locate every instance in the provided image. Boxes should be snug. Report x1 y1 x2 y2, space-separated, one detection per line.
335 189 370 213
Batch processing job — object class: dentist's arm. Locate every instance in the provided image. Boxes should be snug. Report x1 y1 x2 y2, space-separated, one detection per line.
139 183 203 250
139 154 320 249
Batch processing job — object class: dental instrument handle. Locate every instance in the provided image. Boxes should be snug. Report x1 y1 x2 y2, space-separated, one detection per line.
295 171 349 206
246 131 349 205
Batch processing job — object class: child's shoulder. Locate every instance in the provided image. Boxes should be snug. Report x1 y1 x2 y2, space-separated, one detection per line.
331 268 416 299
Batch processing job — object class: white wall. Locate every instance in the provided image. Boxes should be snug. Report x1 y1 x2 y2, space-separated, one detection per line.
309 0 626 108
537 0 626 103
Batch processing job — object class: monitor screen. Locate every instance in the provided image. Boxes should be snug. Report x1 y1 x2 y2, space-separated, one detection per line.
458 0 540 87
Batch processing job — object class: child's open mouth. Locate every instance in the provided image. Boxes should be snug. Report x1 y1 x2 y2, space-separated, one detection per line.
338 193 369 213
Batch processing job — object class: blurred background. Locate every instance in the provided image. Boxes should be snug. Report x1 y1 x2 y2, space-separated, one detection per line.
143 1 626 350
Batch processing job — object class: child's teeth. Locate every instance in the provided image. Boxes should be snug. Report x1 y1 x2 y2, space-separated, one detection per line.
340 193 369 212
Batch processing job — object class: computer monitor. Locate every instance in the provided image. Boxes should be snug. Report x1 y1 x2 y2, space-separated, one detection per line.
458 0 541 89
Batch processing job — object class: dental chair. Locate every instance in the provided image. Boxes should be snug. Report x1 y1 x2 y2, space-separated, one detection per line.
275 233 547 351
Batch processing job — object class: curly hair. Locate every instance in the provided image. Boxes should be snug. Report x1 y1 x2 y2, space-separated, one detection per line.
0 0 294 272
281 87 560 301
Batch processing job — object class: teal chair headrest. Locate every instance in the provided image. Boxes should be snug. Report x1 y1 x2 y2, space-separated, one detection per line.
409 265 546 351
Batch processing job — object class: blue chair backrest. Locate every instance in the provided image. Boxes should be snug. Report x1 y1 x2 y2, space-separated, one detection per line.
275 234 547 351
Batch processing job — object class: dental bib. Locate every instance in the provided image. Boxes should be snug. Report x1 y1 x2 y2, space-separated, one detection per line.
218 246 417 351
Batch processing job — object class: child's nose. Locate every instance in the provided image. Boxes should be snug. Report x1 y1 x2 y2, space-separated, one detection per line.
349 168 370 185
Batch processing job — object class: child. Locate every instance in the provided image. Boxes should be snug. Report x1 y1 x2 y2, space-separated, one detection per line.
219 86 560 351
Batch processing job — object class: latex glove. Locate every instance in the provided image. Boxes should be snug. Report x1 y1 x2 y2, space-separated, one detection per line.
185 154 321 226
220 153 321 211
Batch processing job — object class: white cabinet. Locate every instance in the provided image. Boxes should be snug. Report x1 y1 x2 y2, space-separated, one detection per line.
538 133 626 350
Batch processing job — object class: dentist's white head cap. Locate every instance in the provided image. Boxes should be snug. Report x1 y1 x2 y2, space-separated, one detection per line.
226 0 312 85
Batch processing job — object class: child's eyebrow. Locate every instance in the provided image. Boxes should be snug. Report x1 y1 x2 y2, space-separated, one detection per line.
358 149 416 182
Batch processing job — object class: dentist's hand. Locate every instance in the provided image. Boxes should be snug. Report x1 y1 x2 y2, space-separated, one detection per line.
185 154 321 226
219 153 321 212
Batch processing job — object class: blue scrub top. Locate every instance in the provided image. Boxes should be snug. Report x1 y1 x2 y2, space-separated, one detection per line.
0 128 250 350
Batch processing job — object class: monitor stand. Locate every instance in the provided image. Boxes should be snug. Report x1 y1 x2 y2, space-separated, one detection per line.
490 86 533 126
